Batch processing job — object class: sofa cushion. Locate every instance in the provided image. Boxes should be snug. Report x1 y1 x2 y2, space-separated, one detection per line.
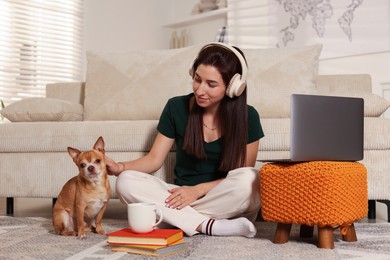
257 117 390 152
325 90 390 117
83 46 199 120
1 117 388 153
316 74 390 117
46 82 85 105
0 97 83 122
245 44 322 118
0 120 160 152
83 44 322 120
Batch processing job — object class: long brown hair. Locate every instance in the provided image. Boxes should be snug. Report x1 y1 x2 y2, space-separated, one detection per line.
182 44 248 173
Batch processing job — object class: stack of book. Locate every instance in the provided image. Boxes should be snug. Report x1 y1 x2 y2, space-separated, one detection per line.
106 228 187 257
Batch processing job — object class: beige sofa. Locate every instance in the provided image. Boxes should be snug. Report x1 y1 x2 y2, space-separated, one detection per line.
1 44 390 219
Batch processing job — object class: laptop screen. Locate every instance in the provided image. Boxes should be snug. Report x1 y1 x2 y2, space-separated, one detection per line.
290 94 364 162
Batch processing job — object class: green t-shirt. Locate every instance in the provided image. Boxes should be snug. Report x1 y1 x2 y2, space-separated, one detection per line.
157 93 264 186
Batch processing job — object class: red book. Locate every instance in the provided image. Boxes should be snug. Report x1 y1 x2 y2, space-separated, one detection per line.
106 228 184 246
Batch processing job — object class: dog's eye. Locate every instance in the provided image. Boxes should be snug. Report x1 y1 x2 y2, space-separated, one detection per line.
95 159 101 164
80 163 86 168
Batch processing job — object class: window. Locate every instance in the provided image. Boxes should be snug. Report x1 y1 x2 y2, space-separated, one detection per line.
227 0 278 48
0 0 83 106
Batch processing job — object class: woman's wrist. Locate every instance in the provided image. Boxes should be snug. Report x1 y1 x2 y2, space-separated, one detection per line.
118 162 126 173
195 184 206 199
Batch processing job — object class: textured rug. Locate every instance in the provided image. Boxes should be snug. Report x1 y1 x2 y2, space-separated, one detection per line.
1 216 390 260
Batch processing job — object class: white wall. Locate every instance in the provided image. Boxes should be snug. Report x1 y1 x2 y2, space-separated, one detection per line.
83 1 390 95
83 0 172 52
84 0 225 52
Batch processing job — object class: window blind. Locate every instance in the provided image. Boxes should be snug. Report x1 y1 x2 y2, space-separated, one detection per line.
227 0 278 49
0 0 83 106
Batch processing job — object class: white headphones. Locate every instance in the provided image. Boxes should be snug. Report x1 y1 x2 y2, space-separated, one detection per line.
189 42 248 98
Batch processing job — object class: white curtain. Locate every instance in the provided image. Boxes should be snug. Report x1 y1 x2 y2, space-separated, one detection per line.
0 0 83 106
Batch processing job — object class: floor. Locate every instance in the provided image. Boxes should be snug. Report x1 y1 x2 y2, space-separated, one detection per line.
0 197 389 224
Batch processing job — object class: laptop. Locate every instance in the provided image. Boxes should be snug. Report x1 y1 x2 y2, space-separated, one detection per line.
258 94 364 162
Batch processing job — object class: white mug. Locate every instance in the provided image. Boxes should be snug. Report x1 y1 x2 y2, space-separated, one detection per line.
127 203 163 233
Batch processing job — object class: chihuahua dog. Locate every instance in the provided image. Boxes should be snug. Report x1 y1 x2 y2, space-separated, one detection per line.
52 136 111 239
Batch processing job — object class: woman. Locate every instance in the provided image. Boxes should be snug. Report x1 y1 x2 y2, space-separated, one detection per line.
106 42 264 237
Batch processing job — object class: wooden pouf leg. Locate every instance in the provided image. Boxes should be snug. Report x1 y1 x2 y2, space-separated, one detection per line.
274 223 292 244
300 225 314 238
342 223 358 242
318 226 335 249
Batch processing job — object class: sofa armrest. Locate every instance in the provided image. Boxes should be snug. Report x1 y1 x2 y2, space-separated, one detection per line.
316 74 372 93
46 82 85 105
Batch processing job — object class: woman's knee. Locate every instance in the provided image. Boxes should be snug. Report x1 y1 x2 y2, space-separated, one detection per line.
228 167 260 192
115 170 143 199
227 168 260 204
222 167 260 216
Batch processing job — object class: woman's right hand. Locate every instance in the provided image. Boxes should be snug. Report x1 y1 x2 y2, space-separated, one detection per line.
105 156 124 176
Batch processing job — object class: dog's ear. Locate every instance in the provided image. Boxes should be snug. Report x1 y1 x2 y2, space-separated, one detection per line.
93 136 105 153
67 147 81 162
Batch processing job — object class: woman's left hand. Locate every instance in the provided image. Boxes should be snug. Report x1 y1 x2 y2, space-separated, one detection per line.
165 186 202 210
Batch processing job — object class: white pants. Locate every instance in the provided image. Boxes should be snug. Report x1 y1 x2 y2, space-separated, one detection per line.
115 167 260 236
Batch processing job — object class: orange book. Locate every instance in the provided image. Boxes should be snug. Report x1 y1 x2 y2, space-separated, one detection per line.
106 228 183 246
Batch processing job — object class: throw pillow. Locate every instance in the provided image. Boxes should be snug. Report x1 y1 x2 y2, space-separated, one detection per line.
0 97 84 122
245 44 323 118
325 90 390 117
83 46 200 120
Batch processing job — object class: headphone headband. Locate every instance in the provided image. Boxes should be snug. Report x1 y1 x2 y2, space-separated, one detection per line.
189 42 248 98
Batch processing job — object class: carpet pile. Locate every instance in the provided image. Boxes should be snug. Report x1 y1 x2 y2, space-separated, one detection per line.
1 216 390 259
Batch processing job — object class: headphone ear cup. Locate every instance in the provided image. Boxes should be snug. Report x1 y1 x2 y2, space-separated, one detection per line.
235 81 246 96
226 73 246 98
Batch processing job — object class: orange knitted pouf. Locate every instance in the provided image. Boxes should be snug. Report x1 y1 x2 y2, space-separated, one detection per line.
260 161 367 249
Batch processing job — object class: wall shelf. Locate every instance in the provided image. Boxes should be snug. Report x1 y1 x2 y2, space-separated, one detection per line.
164 8 228 29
